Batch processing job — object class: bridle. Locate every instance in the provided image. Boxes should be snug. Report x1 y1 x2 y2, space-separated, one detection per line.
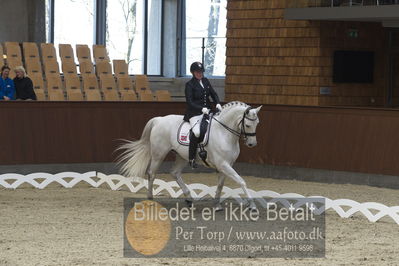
213 107 257 139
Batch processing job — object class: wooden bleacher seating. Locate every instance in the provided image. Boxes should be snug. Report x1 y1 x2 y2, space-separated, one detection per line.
76 44 91 62
30 73 46 101
95 60 112 76
0 44 4 66
117 76 134 91
82 74 100 92
0 41 159 102
22 42 40 59
134 74 151 94
59 44 75 63
99 74 119 101
30 73 45 91
117 76 137 101
85 89 102 101
43 59 60 77
46 75 65 101
41 43 57 62
64 74 83 101
139 90 154 101
155 90 172 101
4 42 22 61
113 60 129 77
25 57 43 76
99 74 116 90
79 60 94 75
93 45 109 62
61 60 77 75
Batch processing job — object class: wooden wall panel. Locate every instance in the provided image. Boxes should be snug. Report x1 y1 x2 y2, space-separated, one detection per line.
225 0 322 105
2 102 398 177
225 1 389 106
318 21 387 106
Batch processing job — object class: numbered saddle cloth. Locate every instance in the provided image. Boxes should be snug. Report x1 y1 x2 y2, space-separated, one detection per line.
177 114 213 146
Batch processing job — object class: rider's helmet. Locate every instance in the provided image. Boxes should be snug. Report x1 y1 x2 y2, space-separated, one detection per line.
190 61 205 74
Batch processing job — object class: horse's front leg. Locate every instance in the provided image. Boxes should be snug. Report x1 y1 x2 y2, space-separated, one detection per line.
170 154 194 204
217 162 257 210
214 173 226 211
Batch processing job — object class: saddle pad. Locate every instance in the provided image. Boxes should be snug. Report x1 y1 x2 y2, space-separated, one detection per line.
177 115 213 146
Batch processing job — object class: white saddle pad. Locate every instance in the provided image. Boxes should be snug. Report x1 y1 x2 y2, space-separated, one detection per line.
177 117 212 146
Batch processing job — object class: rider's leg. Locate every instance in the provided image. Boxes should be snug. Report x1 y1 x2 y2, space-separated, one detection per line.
188 115 202 168
188 131 199 168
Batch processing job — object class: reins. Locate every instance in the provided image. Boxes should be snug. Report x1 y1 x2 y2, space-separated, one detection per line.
212 107 257 139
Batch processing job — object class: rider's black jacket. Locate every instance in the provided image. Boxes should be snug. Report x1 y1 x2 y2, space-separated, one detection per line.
184 77 220 122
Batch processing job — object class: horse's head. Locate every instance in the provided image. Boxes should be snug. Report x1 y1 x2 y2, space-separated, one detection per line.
241 106 262 148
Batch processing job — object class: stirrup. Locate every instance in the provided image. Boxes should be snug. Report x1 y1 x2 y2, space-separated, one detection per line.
189 159 198 169
198 149 207 161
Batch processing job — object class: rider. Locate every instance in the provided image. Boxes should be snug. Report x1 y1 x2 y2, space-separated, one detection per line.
184 61 222 168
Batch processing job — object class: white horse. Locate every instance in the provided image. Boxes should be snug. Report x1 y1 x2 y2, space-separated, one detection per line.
117 101 261 209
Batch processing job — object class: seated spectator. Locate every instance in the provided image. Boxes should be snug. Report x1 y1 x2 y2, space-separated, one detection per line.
13 66 36 100
0 66 15 101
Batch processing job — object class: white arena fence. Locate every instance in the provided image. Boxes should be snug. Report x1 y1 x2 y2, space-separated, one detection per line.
0 171 398 225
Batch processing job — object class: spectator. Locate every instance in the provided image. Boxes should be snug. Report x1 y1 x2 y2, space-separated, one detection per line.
0 66 15 101
13 66 36 100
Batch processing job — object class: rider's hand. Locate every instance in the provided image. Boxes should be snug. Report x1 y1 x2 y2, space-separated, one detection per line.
202 108 210 115
216 104 222 112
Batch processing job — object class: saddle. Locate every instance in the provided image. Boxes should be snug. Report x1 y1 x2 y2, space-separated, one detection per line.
177 114 213 147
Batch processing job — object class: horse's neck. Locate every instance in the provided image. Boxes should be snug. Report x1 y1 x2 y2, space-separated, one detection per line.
217 106 245 132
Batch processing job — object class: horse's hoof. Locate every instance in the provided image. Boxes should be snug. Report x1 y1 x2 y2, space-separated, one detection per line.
214 206 224 212
249 206 258 212
185 199 193 207
248 201 258 212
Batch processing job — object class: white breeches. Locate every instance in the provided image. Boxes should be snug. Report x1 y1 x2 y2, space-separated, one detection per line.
189 114 203 138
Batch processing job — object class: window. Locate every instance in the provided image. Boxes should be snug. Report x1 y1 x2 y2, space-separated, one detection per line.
45 0 227 77
53 0 95 48
45 0 52 43
106 0 145 74
184 0 227 77
147 0 162 75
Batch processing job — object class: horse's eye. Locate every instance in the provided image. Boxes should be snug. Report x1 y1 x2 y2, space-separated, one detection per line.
245 125 250 128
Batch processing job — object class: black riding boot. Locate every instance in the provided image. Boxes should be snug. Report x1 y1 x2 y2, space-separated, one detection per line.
189 132 199 169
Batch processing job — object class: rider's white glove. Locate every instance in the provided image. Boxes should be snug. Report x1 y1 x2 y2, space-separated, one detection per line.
202 108 210 115
216 104 222 112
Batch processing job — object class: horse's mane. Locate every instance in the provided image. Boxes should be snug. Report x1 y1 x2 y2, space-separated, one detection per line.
221 101 250 112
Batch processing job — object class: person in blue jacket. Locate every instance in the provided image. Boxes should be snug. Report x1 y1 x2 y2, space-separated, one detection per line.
0 66 16 100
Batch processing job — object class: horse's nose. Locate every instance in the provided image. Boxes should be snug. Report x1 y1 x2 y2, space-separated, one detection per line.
248 143 254 147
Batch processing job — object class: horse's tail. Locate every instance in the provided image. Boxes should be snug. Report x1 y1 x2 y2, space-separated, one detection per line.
117 117 157 178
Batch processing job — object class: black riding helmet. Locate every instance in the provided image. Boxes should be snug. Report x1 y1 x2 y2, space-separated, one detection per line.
190 61 204 74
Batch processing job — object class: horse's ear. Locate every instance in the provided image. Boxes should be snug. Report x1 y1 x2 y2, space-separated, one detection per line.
245 107 251 114
255 105 262 114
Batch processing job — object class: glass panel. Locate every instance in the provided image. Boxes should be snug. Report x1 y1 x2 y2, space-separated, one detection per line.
54 0 95 47
185 0 227 77
106 0 145 74
45 0 52 42
147 0 162 75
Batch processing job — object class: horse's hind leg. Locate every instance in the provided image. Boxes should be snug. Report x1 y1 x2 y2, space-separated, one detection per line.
170 154 193 202
215 173 226 211
147 149 169 199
